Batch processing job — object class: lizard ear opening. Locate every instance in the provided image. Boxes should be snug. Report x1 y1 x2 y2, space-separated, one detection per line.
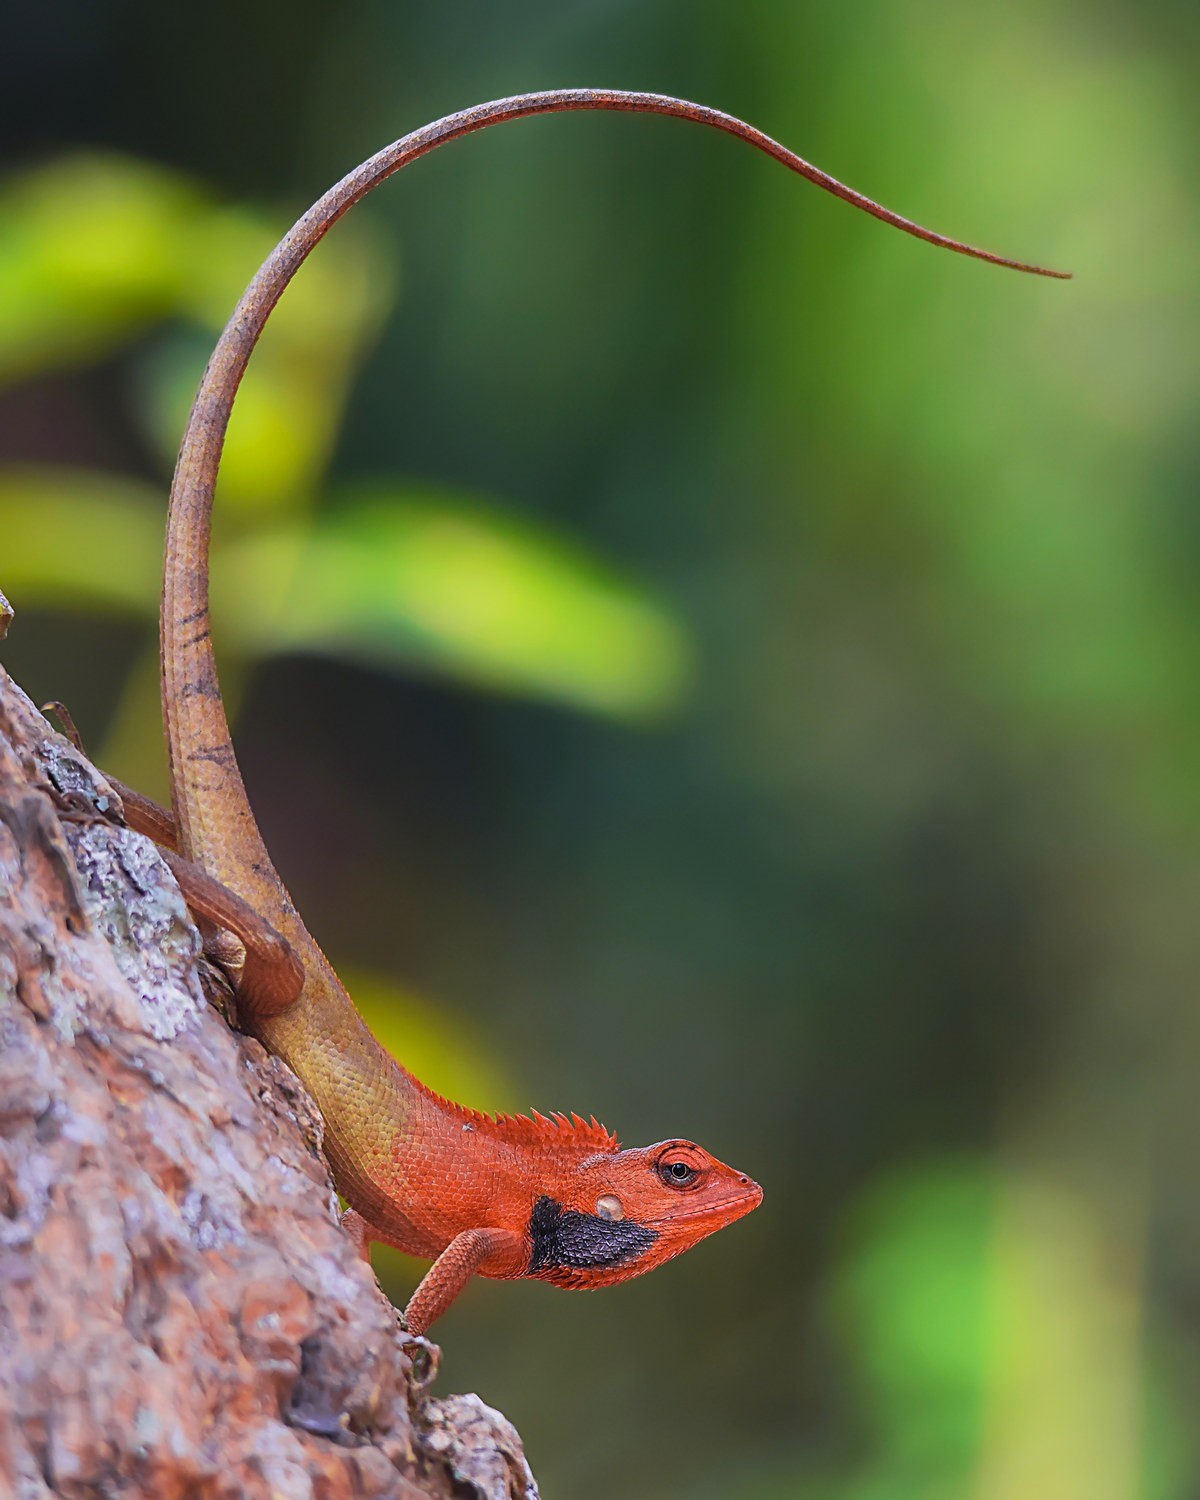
595 1194 625 1221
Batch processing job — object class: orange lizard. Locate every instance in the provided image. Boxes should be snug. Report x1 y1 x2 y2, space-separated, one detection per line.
105 90 1066 1336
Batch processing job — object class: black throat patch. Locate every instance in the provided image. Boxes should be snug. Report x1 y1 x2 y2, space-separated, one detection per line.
527 1195 658 1274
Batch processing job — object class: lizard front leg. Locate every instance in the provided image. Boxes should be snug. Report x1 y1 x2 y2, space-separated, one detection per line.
406 1228 528 1334
343 1213 527 1334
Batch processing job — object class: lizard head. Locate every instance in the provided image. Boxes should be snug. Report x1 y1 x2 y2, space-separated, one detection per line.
526 1138 762 1290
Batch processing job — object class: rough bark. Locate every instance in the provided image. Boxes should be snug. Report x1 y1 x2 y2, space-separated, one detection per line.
0 663 537 1500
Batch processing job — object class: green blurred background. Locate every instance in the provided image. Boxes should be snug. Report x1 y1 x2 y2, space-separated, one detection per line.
3 2 1198 1495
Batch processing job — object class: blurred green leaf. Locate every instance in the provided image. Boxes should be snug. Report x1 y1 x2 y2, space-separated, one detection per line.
0 151 395 521
0 155 202 384
829 1161 991 1470
215 486 692 718
0 467 689 717
826 1159 1193 1500
0 467 163 615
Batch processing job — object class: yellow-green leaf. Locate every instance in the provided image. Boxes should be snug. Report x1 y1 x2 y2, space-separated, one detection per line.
215 487 692 718
0 155 202 384
0 467 163 616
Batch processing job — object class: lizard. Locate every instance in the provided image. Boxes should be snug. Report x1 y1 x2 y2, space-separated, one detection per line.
100 90 1067 1336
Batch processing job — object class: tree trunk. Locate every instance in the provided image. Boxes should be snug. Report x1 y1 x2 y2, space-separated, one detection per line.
0 663 537 1500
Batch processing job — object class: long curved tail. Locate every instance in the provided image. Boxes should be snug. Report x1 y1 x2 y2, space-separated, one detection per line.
162 87 1070 916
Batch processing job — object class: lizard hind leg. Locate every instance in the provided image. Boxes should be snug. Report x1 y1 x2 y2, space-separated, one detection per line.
41 701 302 1018
160 848 304 1018
341 1208 375 1263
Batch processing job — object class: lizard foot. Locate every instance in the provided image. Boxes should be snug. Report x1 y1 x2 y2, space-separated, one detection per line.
398 1330 441 1392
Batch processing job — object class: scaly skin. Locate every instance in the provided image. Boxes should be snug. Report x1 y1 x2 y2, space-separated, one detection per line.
156 89 1066 1333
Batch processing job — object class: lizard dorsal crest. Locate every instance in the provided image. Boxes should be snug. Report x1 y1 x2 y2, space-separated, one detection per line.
413 1074 619 1156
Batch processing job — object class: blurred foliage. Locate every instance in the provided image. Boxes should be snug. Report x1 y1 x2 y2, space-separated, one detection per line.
831 1165 992 1482
216 487 688 712
0 155 201 383
0 150 689 735
0 464 687 718
2 2 1199 1497
0 467 162 614
821 1162 1191 1500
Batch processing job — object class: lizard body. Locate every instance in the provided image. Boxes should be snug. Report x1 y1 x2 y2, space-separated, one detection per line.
148 90 1065 1333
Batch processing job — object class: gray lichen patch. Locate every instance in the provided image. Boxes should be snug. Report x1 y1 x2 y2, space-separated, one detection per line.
11 687 207 1042
67 820 206 1041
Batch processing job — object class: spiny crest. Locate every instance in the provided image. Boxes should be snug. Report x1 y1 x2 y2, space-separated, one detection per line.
412 1071 618 1154
478 1107 619 1156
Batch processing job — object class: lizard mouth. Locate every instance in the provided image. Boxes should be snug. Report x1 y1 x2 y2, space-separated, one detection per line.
646 1179 763 1230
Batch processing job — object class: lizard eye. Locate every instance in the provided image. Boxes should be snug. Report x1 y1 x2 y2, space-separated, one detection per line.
658 1158 699 1188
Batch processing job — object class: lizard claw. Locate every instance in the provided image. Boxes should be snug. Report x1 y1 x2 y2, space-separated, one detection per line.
42 700 87 755
398 1329 440 1392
